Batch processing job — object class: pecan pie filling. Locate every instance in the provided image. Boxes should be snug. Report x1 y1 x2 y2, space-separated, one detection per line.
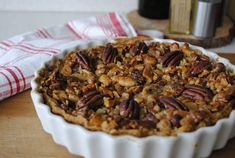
38 37 235 137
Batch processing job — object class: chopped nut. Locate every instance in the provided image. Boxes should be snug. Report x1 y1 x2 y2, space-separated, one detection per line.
43 94 58 107
214 63 225 73
101 120 117 131
114 83 124 93
224 85 235 101
108 66 122 76
181 43 191 56
127 85 143 94
81 84 96 93
99 74 112 87
102 88 114 98
208 73 230 91
89 114 103 127
113 91 120 98
131 70 145 84
121 92 130 100
68 93 79 102
171 83 185 96
146 94 157 105
72 69 96 84
103 97 115 108
95 67 106 76
52 90 68 100
144 55 157 65
134 94 144 104
157 119 172 135
190 111 207 124
178 116 195 132
60 64 72 76
118 76 136 87
143 65 153 83
134 64 144 71
170 114 182 128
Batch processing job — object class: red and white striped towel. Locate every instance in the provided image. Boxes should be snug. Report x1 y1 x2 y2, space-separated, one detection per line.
0 12 137 101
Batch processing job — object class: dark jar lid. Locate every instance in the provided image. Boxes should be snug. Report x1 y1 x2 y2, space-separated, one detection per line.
138 0 170 19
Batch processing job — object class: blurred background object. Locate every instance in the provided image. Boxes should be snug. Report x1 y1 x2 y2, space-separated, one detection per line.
0 0 138 40
0 0 137 12
169 0 193 34
128 0 234 48
0 0 235 49
192 0 222 38
228 0 235 22
138 0 169 19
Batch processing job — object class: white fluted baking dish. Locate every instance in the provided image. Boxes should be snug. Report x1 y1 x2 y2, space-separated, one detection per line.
31 38 235 158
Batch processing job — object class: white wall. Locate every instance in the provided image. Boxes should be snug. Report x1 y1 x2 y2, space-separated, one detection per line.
0 0 138 12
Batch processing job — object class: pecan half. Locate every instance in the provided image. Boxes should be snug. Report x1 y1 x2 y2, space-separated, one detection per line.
200 55 210 62
229 99 235 108
170 114 183 128
119 98 140 119
77 90 103 110
171 83 185 96
102 45 118 64
76 52 94 71
159 96 189 111
170 42 180 52
131 70 145 84
144 112 157 123
132 41 149 55
224 85 235 101
190 110 207 124
182 85 213 102
230 74 235 84
55 70 67 81
190 60 212 77
214 62 225 73
139 120 156 129
161 50 184 67
54 71 67 90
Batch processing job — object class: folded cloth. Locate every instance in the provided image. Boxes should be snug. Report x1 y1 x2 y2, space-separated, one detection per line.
0 12 137 101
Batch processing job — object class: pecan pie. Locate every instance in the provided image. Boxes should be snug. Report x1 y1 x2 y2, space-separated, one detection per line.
37 37 235 137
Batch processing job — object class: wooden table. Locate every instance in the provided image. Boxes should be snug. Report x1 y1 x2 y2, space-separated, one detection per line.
1 53 235 158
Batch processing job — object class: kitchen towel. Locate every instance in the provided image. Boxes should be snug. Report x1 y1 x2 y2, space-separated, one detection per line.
0 12 137 101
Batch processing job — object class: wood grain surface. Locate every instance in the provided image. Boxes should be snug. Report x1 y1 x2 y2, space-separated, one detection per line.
127 10 235 48
1 53 235 158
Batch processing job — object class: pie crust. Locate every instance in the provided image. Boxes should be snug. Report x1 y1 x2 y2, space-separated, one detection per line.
36 37 235 137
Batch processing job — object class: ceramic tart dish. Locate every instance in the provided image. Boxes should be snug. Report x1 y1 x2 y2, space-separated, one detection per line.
31 37 235 158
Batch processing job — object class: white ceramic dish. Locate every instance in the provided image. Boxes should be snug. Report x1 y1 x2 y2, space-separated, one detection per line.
31 38 235 158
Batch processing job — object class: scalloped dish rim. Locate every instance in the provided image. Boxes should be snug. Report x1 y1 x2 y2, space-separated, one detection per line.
30 38 235 158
